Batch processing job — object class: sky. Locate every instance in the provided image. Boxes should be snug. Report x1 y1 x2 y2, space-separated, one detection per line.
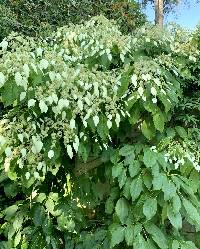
143 1 200 29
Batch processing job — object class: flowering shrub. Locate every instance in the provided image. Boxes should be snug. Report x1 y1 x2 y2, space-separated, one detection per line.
0 16 200 248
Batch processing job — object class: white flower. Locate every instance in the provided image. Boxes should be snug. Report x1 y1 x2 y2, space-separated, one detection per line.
153 78 161 86
5 147 12 157
151 87 157 96
49 71 56 81
51 93 58 103
115 113 120 127
145 38 150 42
93 115 99 127
0 135 6 146
37 162 43 170
77 99 83 110
23 64 30 77
152 98 157 104
142 95 146 101
32 137 43 154
28 99 36 108
142 74 151 81
48 150 54 159
21 148 27 157
18 134 24 143
34 171 40 179
138 86 144 96
39 59 49 70
120 53 125 62
131 74 137 87
174 162 179 169
73 136 79 153
67 145 73 159
25 172 30 180
20 92 26 101
80 132 84 138
15 72 23 86
0 72 5 87
107 119 112 129
70 119 76 129
39 100 48 113
0 39 8 50
36 47 43 57
189 55 196 62
108 54 112 61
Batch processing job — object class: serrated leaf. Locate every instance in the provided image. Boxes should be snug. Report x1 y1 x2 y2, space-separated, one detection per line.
129 105 141 124
162 180 177 201
172 240 180 249
105 197 114 214
143 198 157 220
14 231 21 247
144 223 168 249
2 79 21 106
175 126 188 139
112 163 123 178
172 194 182 214
110 224 125 248
143 149 157 168
153 111 165 132
141 119 155 140
117 75 130 98
130 177 143 201
115 198 129 224
125 224 134 246
33 205 46 227
129 160 140 177
167 205 182 230
119 145 134 157
181 241 198 249
182 198 200 229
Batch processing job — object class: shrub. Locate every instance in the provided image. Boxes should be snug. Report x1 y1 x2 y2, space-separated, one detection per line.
0 16 199 248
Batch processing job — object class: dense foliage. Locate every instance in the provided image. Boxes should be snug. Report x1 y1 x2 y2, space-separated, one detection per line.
0 16 200 248
0 0 146 40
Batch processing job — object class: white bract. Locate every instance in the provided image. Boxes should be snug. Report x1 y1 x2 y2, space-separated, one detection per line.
93 115 99 127
67 144 73 159
39 100 48 113
0 72 5 87
48 150 55 159
28 99 36 108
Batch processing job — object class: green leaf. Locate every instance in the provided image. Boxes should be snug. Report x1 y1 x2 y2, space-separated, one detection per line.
5 205 18 221
141 119 155 140
119 145 134 157
181 241 198 249
182 198 200 229
172 194 182 214
162 180 177 201
33 205 46 227
97 115 109 140
144 222 168 249
129 160 140 178
128 104 141 124
172 240 180 249
153 111 165 132
125 224 134 246
143 198 157 220
175 126 188 139
14 231 21 247
105 197 114 214
167 205 182 230
117 75 130 98
112 163 123 178
143 149 157 168
1 79 21 106
115 198 129 224
130 177 143 201
110 224 125 248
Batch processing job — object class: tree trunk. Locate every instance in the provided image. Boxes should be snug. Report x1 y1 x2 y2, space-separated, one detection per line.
155 0 164 27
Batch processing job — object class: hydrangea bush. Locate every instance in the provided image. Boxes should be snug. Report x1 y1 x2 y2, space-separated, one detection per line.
0 16 200 248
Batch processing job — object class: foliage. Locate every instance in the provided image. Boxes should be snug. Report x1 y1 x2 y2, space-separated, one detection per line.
0 0 146 40
0 16 200 248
